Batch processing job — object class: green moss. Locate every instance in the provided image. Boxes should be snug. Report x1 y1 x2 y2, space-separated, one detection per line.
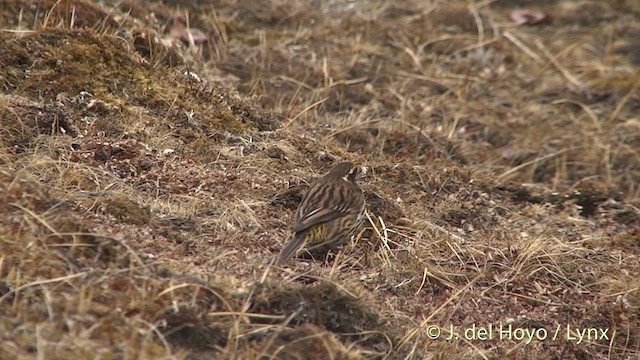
98 195 151 225
250 281 392 350
609 229 640 248
588 73 640 94
0 29 272 146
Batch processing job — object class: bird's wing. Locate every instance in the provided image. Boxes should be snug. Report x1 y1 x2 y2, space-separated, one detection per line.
294 207 344 232
293 182 354 232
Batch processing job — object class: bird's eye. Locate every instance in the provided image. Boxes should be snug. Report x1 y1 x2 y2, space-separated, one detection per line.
347 166 362 181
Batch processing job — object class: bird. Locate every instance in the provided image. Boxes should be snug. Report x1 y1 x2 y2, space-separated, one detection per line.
274 162 366 265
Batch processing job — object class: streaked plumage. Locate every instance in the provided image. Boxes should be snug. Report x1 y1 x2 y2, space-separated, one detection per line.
275 162 365 265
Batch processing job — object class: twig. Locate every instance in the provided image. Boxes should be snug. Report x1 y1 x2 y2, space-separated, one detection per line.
503 31 544 65
552 99 600 131
497 147 581 180
284 97 328 127
607 80 640 123
534 39 583 88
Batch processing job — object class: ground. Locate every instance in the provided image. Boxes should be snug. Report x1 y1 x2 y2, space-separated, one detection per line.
0 0 639 359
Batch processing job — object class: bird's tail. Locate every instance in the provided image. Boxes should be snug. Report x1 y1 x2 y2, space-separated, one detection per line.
273 233 305 266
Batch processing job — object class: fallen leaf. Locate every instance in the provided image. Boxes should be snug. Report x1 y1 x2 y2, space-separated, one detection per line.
510 9 551 25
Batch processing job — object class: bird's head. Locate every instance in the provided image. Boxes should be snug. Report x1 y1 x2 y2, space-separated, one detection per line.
328 162 363 183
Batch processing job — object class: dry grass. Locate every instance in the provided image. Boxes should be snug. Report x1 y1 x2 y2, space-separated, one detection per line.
1 0 639 359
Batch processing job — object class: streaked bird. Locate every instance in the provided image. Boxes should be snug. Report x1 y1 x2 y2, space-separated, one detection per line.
275 162 366 265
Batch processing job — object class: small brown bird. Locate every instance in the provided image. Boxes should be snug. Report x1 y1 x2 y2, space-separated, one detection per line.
275 162 366 265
